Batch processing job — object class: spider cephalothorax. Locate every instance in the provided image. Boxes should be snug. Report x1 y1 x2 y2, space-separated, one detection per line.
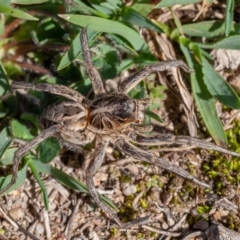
1 28 240 229
88 94 150 133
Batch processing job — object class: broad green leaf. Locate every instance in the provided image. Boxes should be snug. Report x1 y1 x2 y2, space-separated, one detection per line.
122 7 163 33
39 137 60 163
180 40 227 147
225 0 234 36
0 147 17 165
0 163 28 194
11 0 49 4
34 161 118 211
201 57 240 109
0 2 38 20
156 0 200 8
58 14 145 50
145 110 163 123
11 119 34 140
29 160 49 210
0 128 12 160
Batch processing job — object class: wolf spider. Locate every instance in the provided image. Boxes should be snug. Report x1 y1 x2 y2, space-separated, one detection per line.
1 28 240 228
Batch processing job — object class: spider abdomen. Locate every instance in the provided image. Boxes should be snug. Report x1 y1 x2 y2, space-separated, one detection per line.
40 101 87 131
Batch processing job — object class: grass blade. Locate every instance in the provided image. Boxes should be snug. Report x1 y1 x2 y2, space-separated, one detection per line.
29 160 49 210
180 41 228 147
202 56 240 109
225 0 234 36
0 2 38 20
122 7 163 33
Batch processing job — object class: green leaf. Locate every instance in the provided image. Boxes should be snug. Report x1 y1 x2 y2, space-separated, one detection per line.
11 0 49 4
29 160 49 210
201 57 240 109
122 7 163 33
131 2 155 17
39 137 60 163
225 0 234 36
145 110 163 123
172 21 240 39
199 35 240 50
100 0 121 11
0 163 28 194
180 40 227 147
73 0 110 18
0 128 12 161
0 2 38 20
58 14 145 50
156 0 200 8
0 147 17 165
11 119 35 140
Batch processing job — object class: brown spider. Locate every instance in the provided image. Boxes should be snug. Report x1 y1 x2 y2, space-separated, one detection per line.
1 28 240 228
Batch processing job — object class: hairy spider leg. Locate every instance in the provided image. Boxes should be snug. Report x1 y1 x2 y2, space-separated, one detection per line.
129 132 240 157
0 125 61 195
118 60 192 94
116 138 211 188
85 138 124 226
12 81 86 103
86 137 152 228
80 28 106 96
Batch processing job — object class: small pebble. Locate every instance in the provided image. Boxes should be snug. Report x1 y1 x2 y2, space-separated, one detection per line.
121 183 137 196
9 207 24 220
36 222 44 234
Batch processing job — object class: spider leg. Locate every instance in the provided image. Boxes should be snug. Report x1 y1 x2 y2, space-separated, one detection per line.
129 132 240 157
12 81 86 103
119 60 191 94
85 137 124 227
80 28 106 96
0 125 61 195
86 137 150 228
116 138 211 188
